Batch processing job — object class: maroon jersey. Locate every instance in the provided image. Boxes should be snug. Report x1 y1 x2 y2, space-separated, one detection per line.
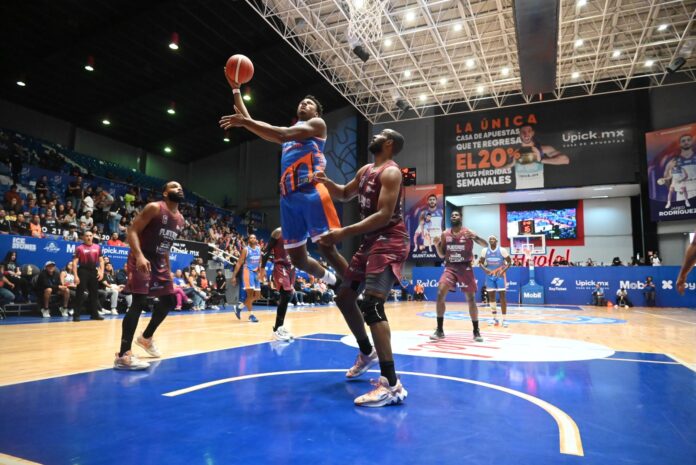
272 233 292 266
443 228 474 265
74 243 101 269
357 160 408 242
135 201 185 258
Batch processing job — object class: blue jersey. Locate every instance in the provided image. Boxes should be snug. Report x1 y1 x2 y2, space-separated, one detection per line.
280 121 326 195
483 246 507 272
245 245 262 272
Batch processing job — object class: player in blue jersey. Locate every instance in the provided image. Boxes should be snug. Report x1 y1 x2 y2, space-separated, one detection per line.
231 234 262 323
478 235 512 327
220 78 347 287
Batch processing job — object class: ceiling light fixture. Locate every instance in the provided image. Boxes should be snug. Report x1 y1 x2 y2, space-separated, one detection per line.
466 59 475 68
476 85 484 94
384 38 392 47
102 119 111 126
577 0 587 7
453 23 462 32
16 80 26 87
501 67 510 76
164 146 172 153
419 94 426 101
612 50 621 58
405 11 416 22
439 77 447 85
403 70 411 77
243 94 251 101
84 55 95 72
167 101 176 115
169 32 180 50
645 59 655 67
571 71 580 79
574 38 584 48
657 24 668 32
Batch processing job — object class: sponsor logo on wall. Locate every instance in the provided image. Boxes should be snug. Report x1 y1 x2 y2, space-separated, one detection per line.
12 237 36 251
43 242 61 253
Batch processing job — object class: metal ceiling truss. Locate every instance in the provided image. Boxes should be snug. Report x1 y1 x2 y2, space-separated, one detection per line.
246 0 696 123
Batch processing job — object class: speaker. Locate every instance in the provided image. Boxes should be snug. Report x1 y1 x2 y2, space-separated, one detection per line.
666 57 686 74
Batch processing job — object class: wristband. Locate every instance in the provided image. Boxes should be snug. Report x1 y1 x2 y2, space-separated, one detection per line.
232 88 241 95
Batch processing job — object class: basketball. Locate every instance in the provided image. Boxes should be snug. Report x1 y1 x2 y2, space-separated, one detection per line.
225 54 254 85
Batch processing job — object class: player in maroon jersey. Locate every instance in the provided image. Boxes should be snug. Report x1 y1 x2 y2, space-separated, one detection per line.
113 181 186 370
432 210 488 342
261 227 297 341
317 129 409 407
71 230 105 321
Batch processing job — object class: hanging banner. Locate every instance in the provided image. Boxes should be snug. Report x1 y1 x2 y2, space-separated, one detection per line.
646 123 696 221
404 184 444 261
435 93 640 193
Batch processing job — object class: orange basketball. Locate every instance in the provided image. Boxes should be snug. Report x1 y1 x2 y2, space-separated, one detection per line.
225 54 254 85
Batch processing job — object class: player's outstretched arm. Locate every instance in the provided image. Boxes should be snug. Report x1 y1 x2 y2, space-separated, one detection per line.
224 70 251 119
314 166 367 201
219 112 325 144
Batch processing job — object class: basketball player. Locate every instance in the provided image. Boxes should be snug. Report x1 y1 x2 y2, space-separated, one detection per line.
508 125 570 189
431 210 488 341
658 134 695 209
231 234 261 323
71 231 105 321
316 128 408 407
113 182 185 370
219 78 347 288
677 232 696 295
479 235 512 327
261 227 295 341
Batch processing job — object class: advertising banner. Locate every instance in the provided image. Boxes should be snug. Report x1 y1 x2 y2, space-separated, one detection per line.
1 235 194 272
435 93 640 194
404 185 444 261
646 123 696 221
411 266 695 308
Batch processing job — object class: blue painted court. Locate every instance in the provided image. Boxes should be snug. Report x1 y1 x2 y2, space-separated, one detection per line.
0 333 694 464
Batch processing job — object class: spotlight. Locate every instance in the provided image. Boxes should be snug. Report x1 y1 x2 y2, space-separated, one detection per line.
352 44 370 62
657 24 668 32
403 70 411 77
384 38 392 47
223 136 230 143
571 71 580 79
102 119 111 126
405 11 415 22
476 85 485 94
612 50 621 58
574 38 584 48
167 102 176 115
419 94 426 102
666 57 686 73
164 146 172 153
84 55 95 72
466 59 475 68
644 59 654 67
16 80 26 87
169 32 179 50
453 23 462 32
501 67 510 76
243 94 251 101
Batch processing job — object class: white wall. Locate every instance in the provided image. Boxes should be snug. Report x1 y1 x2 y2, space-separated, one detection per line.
0 98 72 146
74 129 141 170
657 219 695 265
145 152 188 183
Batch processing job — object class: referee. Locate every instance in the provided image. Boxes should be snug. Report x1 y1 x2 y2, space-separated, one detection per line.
71 230 105 321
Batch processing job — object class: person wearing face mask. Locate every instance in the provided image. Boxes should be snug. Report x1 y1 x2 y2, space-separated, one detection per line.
432 210 489 341
113 181 185 370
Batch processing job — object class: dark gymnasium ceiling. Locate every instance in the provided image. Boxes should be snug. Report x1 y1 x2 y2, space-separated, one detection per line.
0 0 349 162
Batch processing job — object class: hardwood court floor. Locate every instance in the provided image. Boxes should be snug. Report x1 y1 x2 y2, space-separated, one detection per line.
1 301 694 386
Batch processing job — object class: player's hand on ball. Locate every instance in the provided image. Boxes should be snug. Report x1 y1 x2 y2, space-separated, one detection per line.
223 67 240 89
136 255 151 273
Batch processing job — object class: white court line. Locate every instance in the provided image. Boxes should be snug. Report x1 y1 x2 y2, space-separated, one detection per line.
633 311 696 325
666 353 696 373
162 368 583 456
600 357 679 365
296 337 343 343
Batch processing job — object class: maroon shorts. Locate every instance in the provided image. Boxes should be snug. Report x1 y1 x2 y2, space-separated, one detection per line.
344 234 409 284
273 263 296 292
439 264 477 293
124 253 174 297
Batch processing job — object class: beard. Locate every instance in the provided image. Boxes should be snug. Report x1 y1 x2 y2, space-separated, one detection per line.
451 219 462 226
368 139 383 154
167 191 185 203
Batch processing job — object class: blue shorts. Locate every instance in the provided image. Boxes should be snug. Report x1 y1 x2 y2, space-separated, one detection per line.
242 268 260 291
281 184 341 248
485 274 508 291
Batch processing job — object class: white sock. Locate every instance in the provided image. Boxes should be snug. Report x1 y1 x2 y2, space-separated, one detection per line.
323 269 337 285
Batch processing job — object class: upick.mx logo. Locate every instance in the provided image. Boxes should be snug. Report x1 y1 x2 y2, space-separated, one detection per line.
662 280 673 290
550 277 564 286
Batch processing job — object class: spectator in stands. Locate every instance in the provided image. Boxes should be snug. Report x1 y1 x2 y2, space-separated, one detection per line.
0 264 15 311
55 203 66 223
414 282 425 301
615 287 632 308
592 283 605 306
124 187 136 212
187 269 208 311
43 210 57 231
170 272 191 311
62 207 76 226
29 214 43 238
35 175 49 198
99 263 123 315
107 232 125 247
60 261 77 314
80 210 93 230
2 251 31 302
3 184 22 210
14 213 30 236
117 216 128 236
63 223 79 242
7 197 22 217
9 148 22 184
611 257 623 266
585 258 595 267
0 209 11 234
212 269 227 307
66 175 83 212
643 276 656 307
651 253 661 266
36 261 70 318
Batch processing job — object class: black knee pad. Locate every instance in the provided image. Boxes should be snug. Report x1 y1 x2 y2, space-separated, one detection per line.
359 295 388 326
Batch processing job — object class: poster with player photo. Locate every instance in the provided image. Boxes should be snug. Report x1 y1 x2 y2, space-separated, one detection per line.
646 123 696 221
404 185 444 261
